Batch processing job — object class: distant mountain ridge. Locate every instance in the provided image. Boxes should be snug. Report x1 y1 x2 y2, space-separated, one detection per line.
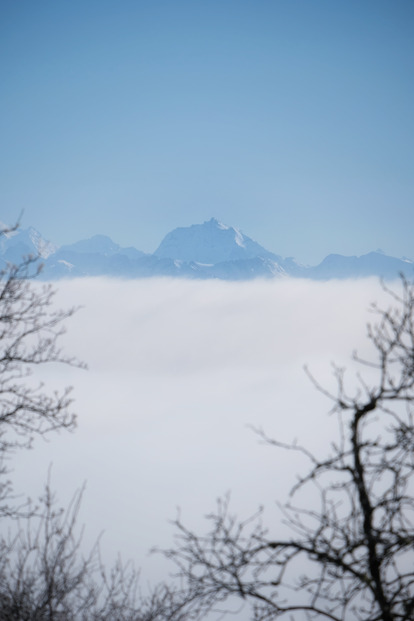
0 219 412 281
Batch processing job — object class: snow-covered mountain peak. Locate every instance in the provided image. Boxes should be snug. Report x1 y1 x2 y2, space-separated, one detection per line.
154 218 278 264
0 226 57 259
206 217 229 231
205 218 246 248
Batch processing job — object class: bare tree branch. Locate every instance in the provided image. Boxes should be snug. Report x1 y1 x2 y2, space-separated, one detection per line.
159 278 414 620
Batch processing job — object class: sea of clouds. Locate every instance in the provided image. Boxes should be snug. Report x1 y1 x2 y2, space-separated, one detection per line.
11 276 393 600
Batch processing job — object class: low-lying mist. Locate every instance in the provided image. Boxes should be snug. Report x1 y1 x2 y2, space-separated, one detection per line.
12 276 392 586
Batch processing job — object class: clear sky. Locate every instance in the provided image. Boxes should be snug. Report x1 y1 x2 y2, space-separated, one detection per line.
1 0 413 264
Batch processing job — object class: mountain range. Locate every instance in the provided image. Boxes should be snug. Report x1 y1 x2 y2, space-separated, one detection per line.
0 218 412 281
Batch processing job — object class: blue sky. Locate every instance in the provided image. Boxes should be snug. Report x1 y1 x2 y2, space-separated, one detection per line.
1 0 413 264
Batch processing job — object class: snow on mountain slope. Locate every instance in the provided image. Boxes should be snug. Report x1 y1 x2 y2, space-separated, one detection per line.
154 218 282 264
0 226 57 263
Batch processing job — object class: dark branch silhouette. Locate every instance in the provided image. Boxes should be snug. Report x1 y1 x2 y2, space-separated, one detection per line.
0 228 187 619
159 277 414 620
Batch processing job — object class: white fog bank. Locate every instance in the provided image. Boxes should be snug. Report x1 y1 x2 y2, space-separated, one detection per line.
12 276 394 586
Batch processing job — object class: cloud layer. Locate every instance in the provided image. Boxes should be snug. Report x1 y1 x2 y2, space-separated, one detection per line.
12 276 391 588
